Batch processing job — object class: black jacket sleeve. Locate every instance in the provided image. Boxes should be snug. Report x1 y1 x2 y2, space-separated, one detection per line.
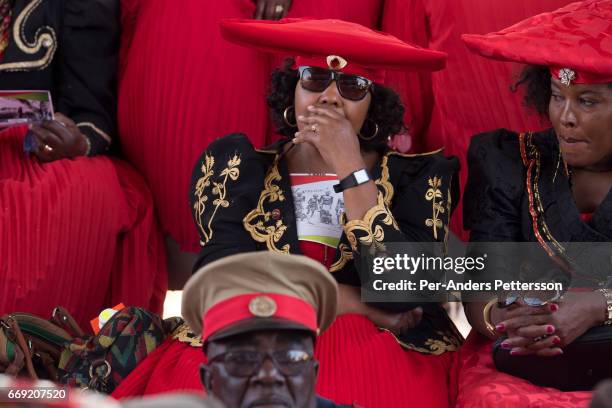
56 0 119 155
190 134 269 271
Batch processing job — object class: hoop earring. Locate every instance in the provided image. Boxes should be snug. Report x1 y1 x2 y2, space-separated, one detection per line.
283 106 297 127
358 120 379 141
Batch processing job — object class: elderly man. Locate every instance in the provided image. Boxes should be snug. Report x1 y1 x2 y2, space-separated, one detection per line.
180 251 350 408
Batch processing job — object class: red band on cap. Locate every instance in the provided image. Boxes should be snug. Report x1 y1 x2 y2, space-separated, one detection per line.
202 293 318 342
294 56 385 84
550 67 612 85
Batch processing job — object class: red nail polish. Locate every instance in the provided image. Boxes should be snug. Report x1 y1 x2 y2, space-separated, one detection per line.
552 337 561 345
546 325 555 334
556 349 564 356
549 304 559 312
510 349 520 356
501 341 511 349
496 323 506 332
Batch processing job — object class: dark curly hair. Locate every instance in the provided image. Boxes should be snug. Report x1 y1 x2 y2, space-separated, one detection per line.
267 58 405 152
513 65 612 116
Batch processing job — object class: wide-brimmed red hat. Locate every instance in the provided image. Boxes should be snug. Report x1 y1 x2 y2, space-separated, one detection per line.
219 18 447 83
462 0 612 86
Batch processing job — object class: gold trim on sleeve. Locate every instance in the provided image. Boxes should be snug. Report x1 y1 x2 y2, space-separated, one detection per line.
243 156 290 253
77 122 112 144
193 152 241 246
329 243 353 273
171 324 203 348
376 154 394 207
425 176 445 240
381 329 461 355
343 192 399 253
0 0 57 72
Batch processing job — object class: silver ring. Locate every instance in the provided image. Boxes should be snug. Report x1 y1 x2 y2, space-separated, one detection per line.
310 124 318 133
43 144 53 153
274 4 284 14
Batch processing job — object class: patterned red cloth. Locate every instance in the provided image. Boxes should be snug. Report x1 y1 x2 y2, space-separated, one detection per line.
0 126 167 330
456 331 592 408
462 0 612 82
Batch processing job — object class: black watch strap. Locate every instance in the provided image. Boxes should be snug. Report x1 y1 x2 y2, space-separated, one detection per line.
333 169 372 193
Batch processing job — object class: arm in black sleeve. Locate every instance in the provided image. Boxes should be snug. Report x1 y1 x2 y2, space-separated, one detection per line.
190 134 268 271
56 0 119 155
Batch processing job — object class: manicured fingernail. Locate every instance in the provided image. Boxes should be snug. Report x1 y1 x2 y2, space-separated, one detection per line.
555 349 564 356
510 349 521 356
495 323 506 332
501 341 511 349
546 325 555 334
549 304 559 312
552 336 561 345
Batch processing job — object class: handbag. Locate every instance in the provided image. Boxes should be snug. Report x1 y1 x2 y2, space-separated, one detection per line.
58 306 182 393
1 306 181 393
0 307 78 381
493 324 612 391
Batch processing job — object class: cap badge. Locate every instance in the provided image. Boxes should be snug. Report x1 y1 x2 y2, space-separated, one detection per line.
249 296 277 317
326 55 348 71
558 68 576 87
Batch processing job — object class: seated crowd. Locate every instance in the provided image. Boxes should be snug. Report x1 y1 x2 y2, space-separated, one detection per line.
1 0 611 407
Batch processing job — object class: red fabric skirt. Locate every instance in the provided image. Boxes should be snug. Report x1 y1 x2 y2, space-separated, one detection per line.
456 331 592 408
0 126 167 330
113 314 458 408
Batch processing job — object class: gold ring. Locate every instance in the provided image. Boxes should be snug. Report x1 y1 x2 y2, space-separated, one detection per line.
43 144 53 153
274 4 284 14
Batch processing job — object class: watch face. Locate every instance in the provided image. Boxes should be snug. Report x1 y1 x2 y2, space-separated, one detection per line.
354 169 369 184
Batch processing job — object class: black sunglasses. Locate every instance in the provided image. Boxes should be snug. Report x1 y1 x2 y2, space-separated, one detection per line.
298 66 372 101
208 349 314 377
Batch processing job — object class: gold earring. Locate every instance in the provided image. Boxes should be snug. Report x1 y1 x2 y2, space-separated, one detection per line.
283 106 297 127
358 121 379 141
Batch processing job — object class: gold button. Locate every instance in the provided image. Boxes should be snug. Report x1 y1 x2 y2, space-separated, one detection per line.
248 296 277 317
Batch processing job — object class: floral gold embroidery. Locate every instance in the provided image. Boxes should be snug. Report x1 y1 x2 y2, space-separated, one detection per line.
329 243 353 273
376 155 394 207
171 324 203 348
343 192 399 254
425 176 445 240
243 156 290 253
381 329 461 355
193 152 241 246
0 0 57 72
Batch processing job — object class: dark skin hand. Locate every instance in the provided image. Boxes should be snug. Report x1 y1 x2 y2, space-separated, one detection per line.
29 112 88 162
254 0 293 20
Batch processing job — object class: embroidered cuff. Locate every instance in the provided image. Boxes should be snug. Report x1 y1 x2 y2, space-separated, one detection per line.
343 192 399 253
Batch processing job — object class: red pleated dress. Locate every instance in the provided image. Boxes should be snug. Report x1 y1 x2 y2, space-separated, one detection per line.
0 126 167 330
112 183 458 408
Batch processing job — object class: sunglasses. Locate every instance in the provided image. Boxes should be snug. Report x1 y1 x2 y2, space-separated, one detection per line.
298 66 372 101
208 349 314 377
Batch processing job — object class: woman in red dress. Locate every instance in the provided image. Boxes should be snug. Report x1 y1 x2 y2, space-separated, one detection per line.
118 0 385 255
0 0 166 329
457 1 612 406
113 19 462 408
382 0 575 238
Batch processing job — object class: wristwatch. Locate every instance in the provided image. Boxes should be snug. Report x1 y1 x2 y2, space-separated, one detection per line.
333 169 372 193
599 288 612 325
